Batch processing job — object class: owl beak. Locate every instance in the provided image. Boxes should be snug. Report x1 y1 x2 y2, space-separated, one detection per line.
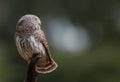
38 22 41 26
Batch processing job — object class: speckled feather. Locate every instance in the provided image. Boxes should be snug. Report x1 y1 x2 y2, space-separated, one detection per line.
15 14 57 74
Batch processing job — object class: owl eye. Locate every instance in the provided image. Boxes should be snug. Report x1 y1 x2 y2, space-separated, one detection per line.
35 17 38 21
35 17 41 26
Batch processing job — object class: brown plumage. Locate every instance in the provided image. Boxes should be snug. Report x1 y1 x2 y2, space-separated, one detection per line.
15 14 57 74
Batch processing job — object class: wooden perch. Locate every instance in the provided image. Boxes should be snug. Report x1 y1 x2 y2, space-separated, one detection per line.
25 54 39 82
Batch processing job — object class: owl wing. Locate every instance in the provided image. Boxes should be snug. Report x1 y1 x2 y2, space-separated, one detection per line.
34 30 57 73
40 31 51 57
34 30 51 57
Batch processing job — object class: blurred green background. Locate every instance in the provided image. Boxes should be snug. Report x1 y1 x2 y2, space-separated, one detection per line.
1 0 120 82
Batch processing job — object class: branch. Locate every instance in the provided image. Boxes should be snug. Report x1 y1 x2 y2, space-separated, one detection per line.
25 54 39 82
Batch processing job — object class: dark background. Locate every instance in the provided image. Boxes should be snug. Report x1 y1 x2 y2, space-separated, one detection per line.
1 0 120 82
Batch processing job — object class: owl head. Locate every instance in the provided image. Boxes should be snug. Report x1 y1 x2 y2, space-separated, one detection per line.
16 14 41 33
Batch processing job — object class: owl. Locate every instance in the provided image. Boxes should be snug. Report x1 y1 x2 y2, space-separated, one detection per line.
15 14 57 74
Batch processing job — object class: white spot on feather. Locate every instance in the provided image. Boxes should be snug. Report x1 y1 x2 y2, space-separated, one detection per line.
29 36 45 55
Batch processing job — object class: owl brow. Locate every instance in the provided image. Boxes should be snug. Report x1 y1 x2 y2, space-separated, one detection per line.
18 20 25 26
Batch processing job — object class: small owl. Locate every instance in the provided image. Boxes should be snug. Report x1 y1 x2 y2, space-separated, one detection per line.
15 14 57 74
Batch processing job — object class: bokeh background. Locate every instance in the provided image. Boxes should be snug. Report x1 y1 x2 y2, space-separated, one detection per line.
1 0 120 82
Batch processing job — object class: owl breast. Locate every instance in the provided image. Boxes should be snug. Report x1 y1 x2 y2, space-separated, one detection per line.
28 36 45 55
16 35 45 62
